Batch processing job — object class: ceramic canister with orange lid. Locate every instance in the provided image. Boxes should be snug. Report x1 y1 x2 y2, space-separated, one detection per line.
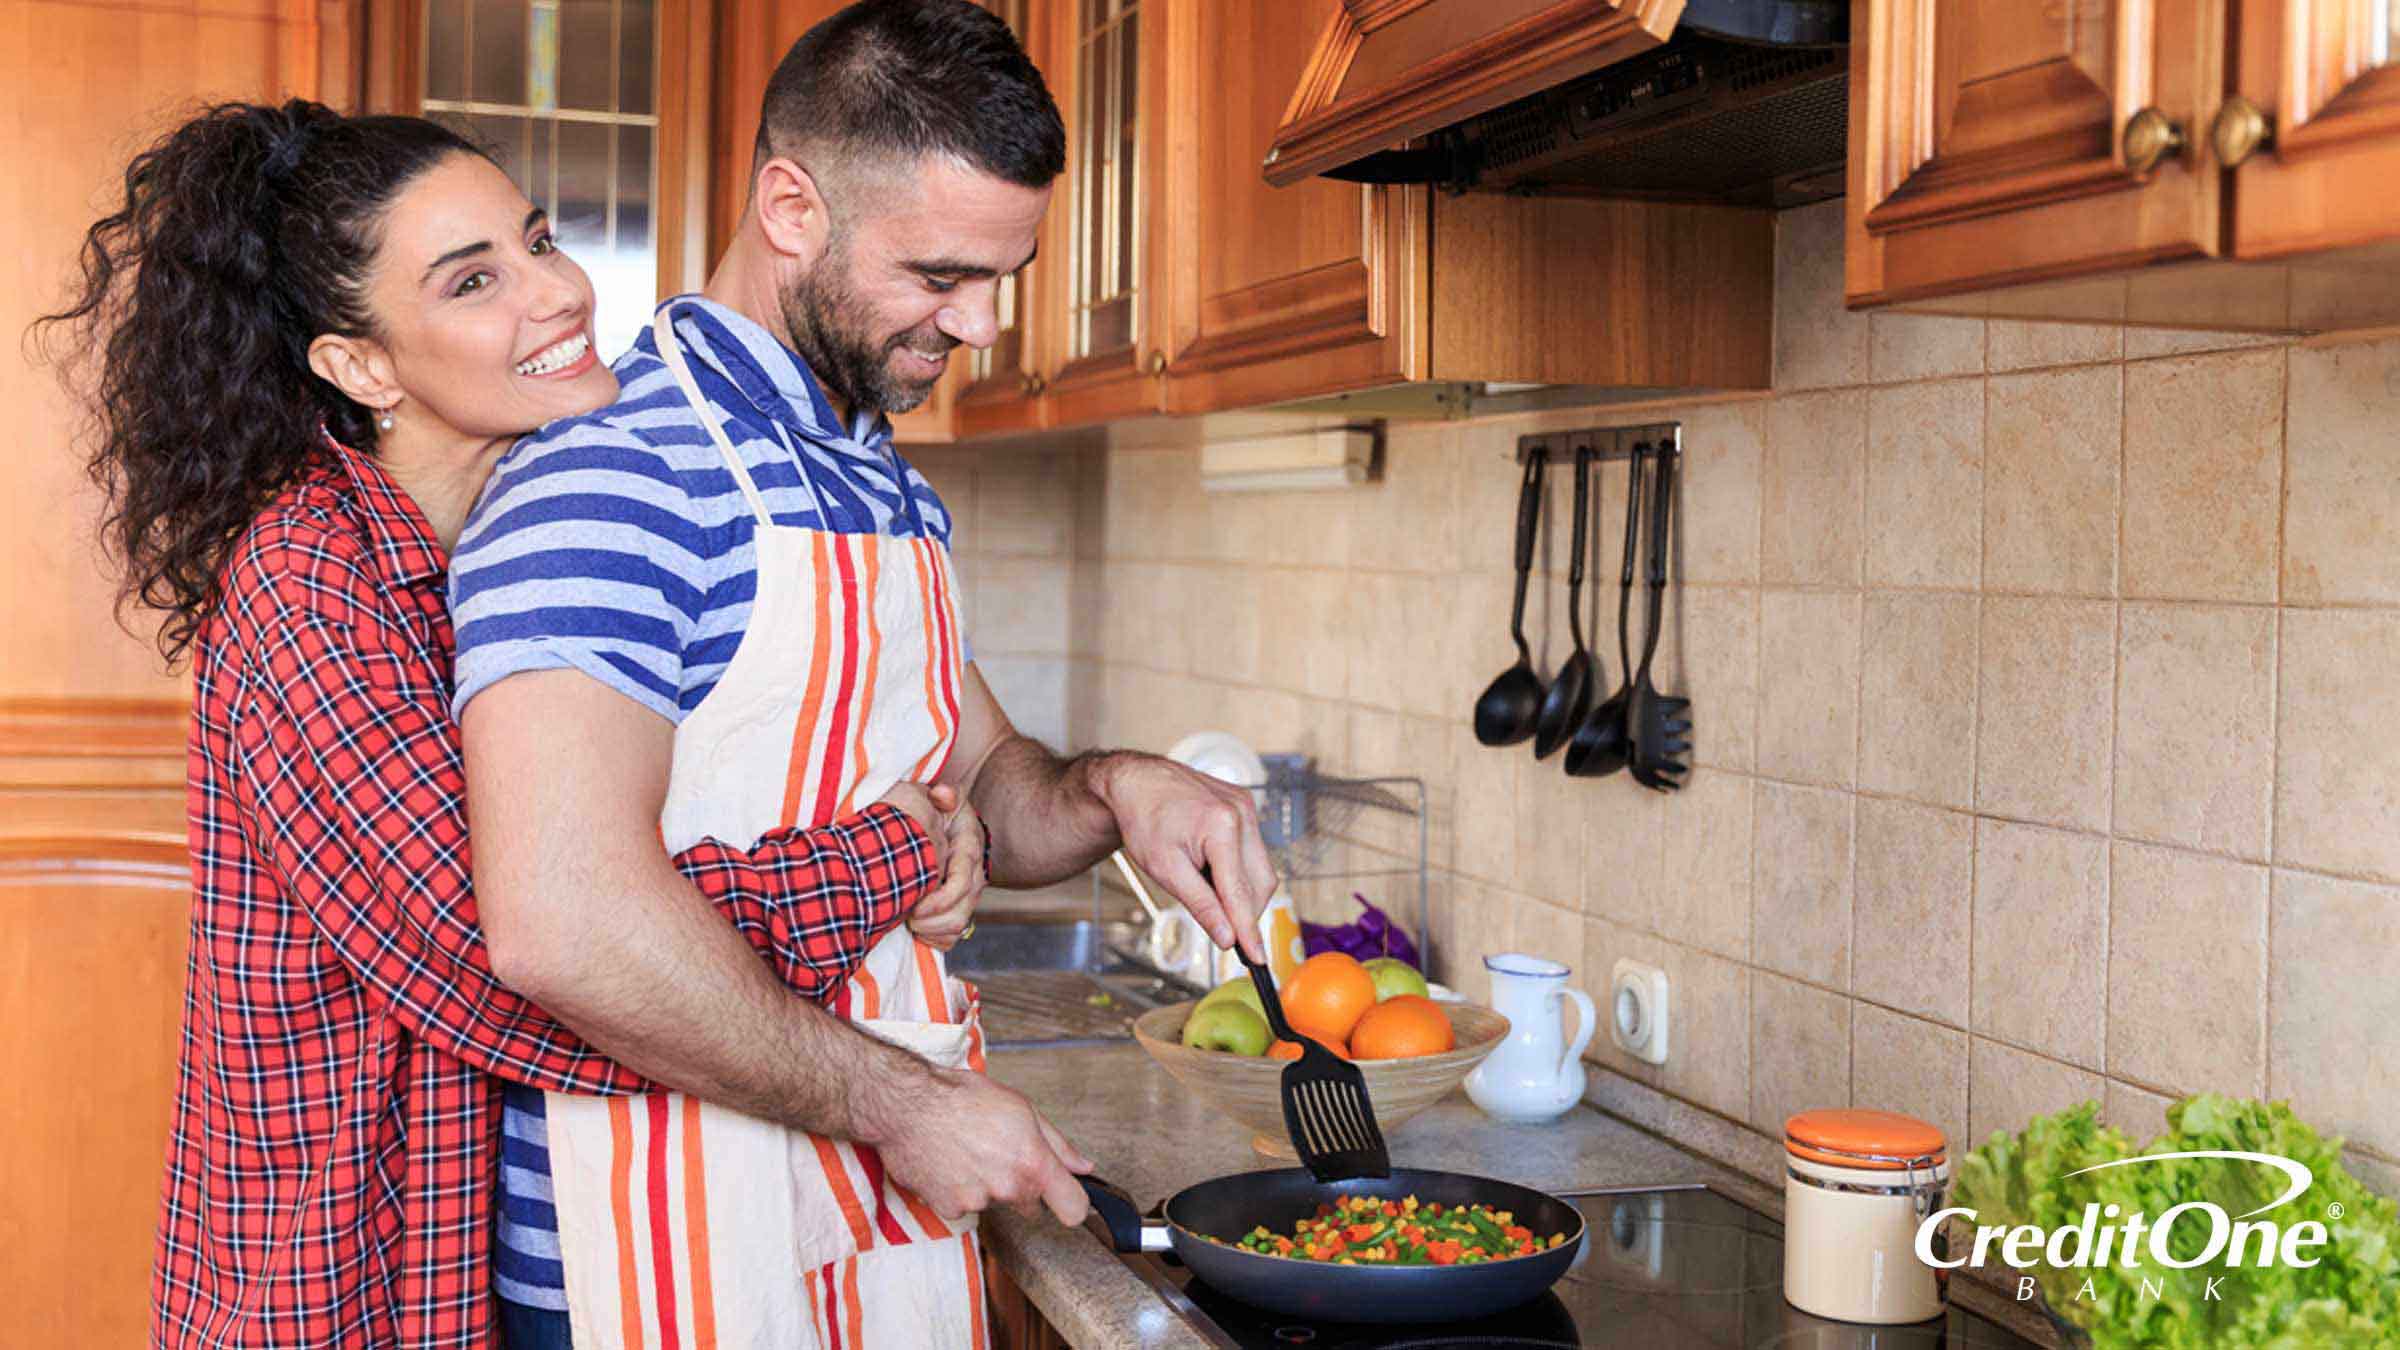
1781 1108 1952 1324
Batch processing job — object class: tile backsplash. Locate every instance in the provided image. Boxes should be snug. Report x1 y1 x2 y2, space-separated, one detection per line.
915 199 2398 1196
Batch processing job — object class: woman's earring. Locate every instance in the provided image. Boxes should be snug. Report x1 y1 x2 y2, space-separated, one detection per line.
377 405 396 432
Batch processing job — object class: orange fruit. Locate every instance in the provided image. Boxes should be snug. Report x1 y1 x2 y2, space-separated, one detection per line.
1347 995 1455 1060
1268 1036 1349 1061
1281 952 1378 1046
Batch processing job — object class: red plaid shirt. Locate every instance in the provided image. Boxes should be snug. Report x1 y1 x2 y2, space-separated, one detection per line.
153 437 936 1348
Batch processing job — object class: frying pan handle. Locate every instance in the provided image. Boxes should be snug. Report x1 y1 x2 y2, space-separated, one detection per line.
1079 1176 1172 1253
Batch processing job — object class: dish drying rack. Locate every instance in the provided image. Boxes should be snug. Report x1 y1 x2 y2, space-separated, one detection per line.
1092 762 1431 977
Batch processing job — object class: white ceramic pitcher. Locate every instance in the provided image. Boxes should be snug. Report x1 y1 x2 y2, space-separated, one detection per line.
1464 953 1598 1124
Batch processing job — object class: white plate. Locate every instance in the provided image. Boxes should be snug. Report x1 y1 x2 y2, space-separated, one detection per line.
1166 730 1268 793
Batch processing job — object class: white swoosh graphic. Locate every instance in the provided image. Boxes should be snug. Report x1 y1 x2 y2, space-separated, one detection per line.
2061 1151 2314 1219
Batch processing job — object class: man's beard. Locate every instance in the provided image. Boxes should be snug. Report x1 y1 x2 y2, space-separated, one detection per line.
778 252 955 419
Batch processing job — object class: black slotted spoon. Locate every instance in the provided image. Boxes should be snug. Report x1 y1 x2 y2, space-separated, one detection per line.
1628 440 1691 792
1565 441 1647 778
1239 946 1389 1183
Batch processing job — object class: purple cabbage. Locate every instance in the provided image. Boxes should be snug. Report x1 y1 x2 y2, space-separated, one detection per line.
1299 893 1421 969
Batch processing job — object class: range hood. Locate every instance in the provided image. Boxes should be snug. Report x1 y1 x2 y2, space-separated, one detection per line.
1265 0 1848 209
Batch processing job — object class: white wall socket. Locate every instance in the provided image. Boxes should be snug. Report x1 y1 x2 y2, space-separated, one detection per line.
1608 959 1670 1066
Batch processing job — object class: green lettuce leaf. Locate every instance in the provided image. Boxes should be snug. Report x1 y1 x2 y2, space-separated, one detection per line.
1950 1096 2400 1348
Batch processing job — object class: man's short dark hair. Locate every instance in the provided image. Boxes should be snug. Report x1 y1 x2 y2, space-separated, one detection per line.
757 0 1067 190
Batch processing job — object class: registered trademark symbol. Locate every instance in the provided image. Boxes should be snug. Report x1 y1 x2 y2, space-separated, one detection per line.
2328 1203 2345 1220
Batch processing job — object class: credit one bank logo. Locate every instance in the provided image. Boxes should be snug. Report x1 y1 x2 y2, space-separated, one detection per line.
1912 1152 2335 1304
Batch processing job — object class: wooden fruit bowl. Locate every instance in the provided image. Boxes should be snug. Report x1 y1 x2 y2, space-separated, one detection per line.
1132 1000 1510 1159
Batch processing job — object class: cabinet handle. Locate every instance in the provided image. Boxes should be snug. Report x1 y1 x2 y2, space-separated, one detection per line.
1022 373 1048 397
2211 96 2274 168
2122 107 2186 176
1145 350 1168 377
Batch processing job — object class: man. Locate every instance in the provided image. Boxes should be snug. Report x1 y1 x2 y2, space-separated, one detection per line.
446 1 1277 1344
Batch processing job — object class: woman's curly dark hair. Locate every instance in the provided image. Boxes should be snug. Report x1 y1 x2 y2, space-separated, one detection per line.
34 99 481 662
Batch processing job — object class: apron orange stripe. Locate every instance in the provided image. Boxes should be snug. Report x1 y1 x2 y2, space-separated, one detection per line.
841 1252 865 1346
962 1229 990 1350
895 1183 953 1242
679 1095 719 1350
902 540 952 783
810 537 867 829
608 1097 646 1350
912 941 950 1026
924 545 965 781
644 1094 684 1350
855 964 881 1021
836 540 884 818
778 532 839 830
810 1134 876 1251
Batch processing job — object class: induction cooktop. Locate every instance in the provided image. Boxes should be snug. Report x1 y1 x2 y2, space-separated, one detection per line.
1112 1184 2045 1349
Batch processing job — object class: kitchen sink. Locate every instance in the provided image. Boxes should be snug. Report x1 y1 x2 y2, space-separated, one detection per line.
948 918 1199 1046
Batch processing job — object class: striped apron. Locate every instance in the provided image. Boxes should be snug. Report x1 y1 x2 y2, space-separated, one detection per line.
540 308 989 1350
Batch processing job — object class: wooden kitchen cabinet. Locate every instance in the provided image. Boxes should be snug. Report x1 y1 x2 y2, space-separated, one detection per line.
1849 0 2400 329
981 1240 1072 1350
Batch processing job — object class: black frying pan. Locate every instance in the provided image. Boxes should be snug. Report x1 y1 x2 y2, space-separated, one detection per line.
1079 1168 1586 1324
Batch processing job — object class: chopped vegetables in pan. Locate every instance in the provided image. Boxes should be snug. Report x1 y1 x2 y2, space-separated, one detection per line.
1221 1194 1567 1265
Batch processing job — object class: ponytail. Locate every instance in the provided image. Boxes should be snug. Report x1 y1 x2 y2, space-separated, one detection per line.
34 100 480 662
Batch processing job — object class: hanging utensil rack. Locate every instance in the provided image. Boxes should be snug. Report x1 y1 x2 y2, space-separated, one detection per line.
1513 420 1682 464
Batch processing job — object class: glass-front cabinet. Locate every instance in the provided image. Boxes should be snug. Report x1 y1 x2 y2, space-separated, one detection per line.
952 0 1052 438
2225 0 2400 261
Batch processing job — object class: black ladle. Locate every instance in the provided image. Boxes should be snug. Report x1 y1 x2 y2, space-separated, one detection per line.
1532 443 1595 758
1473 447 1547 747
1565 442 1646 778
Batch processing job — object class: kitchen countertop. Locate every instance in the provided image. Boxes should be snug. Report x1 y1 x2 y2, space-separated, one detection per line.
977 1042 1781 1350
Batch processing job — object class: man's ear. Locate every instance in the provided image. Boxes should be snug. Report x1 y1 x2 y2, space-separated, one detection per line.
752 155 835 265
307 333 401 415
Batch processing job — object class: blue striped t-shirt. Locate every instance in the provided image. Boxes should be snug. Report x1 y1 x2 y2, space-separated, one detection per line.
448 295 963 1309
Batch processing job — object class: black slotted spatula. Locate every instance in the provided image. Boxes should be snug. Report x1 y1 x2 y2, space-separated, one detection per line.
1240 946 1390 1182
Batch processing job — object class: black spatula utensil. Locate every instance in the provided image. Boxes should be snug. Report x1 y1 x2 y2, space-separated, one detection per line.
1474 447 1546 747
1565 442 1646 778
1241 946 1390 1183
1628 441 1691 793
1532 443 1596 759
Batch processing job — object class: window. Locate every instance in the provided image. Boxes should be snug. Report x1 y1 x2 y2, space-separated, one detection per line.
422 0 659 362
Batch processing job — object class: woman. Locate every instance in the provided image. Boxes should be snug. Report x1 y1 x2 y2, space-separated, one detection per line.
39 99 974 1349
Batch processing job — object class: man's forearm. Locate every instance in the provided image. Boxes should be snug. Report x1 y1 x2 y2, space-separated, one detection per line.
970 736 1129 888
492 849 930 1143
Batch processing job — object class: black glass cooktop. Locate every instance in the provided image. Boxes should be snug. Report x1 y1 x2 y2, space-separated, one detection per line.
1117 1185 2044 1350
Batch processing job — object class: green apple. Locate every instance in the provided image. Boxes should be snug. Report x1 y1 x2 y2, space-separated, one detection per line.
1181 1001 1271 1056
1362 957 1430 1003
1196 973 1268 1022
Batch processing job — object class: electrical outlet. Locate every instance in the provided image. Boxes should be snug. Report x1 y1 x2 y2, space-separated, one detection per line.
1609 959 1670 1065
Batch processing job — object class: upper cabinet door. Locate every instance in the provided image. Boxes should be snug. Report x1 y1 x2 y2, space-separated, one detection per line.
1156 0 1426 411
2225 0 2400 257
1262 0 1680 187
1847 0 2226 305
951 0 1053 438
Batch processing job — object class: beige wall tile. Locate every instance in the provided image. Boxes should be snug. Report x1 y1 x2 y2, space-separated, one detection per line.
1253 567 1349 701
1452 722 1520 886
1656 769 1750 960
1977 596 2117 832
1853 799 1974 1029
1658 585 1759 771
1974 819 2108 1070
1185 563 1263 685
1349 426 1464 575
1514 755 1591 909
1351 572 1431 715
977 657 1071 753
1860 592 1979 810
2102 1080 2177 1142
1661 941 1751 1121
1217 478 1354 571
1758 590 1862 789
1752 782 1853 988
2108 842 2269 1097
1583 917 1666 1088
1585 772 1667 930
2271 869 2400 1158
1451 569 1531 722
1435 875 1517 1002
2121 349 2283 604
1775 200 1871 391
965 556 1075 657
2285 339 2400 606
1969 1038 2104 1150
1852 1005 1969 1154
1870 313 1986 383
2277 609 2400 883
2124 328 2283 360
1865 379 1983 590
1751 971 1853 1134
1985 366 2122 597
972 446 1082 556
1763 390 1867 587
1989 320 2123 372
1513 894 1587 976
2114 604 2276 860
1676 402 1766 585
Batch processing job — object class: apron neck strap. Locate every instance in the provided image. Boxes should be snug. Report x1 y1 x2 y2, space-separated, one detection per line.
653 306 775 529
